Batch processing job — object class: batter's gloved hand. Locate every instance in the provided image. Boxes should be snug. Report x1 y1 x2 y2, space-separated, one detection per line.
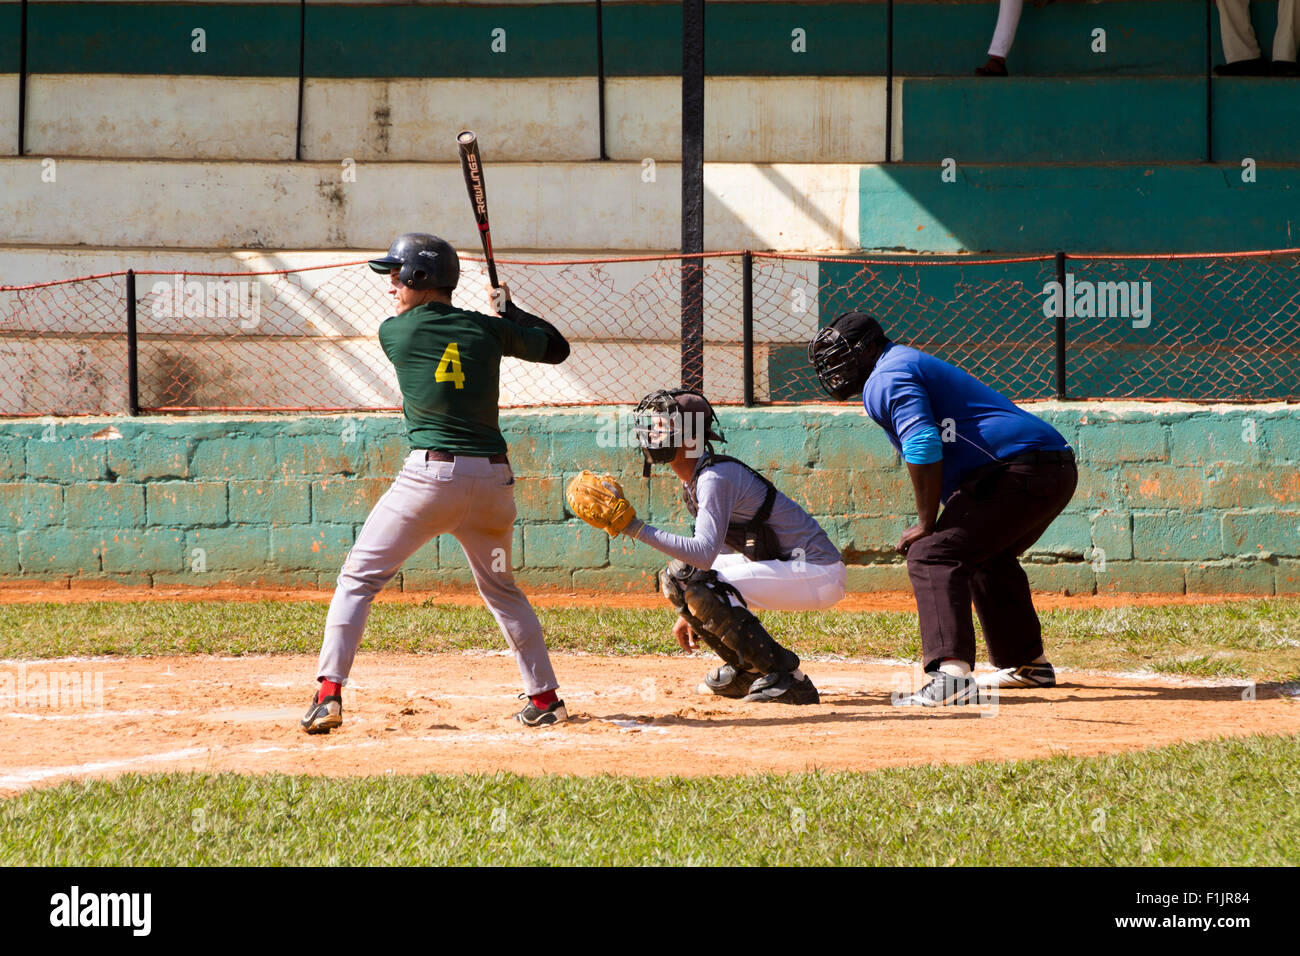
566 470 637 537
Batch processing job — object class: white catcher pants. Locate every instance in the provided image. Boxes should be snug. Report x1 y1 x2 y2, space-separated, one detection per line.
711 552 847 611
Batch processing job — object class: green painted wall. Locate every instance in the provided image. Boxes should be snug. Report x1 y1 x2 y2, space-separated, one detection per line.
902 78 1206 163
1213 79 1300 162
860 164 1300 254
0 3 18 74
601 1 888 77
2 405 1298 596
28 2 301 76
14 0 1245 78
305 3 598 79
895 0 1206 76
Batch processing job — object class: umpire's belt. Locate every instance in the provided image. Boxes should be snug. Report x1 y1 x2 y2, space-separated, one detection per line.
421 449 509 465
962 447 1074 488
1004 448 1074 466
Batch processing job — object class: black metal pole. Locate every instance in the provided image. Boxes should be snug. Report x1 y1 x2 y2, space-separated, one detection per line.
680 0 705 391
742 251 754 407
1054 251 1067 400
596 0 607 160
1205 0 1213 162
126 270 140 416
17 0 28 155
884 0 893 163
295 0 306 161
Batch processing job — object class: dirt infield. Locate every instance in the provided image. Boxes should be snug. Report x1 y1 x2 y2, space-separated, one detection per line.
0 582 1267 612
3 652 1297 795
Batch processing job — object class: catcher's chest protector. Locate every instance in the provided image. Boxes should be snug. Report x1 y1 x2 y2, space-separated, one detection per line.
684 454 786 562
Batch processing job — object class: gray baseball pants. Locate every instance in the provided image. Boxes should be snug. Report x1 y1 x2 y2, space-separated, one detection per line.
315 450 559 696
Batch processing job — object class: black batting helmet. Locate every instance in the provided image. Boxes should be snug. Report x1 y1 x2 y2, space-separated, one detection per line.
633 389 725 474
368 233 460 291
807 311 890 401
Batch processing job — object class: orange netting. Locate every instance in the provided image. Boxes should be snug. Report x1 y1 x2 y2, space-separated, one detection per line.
2 249 1298 415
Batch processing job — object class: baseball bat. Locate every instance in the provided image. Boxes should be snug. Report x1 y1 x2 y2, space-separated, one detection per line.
456 130 500 291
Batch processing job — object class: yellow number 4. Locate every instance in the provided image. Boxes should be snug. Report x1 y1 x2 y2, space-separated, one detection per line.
435 342 466 389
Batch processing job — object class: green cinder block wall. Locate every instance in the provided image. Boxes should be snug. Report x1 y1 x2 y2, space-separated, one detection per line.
2 404 1299 596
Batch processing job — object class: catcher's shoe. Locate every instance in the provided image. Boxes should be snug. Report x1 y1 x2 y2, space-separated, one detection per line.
697 664 761 698
742 671 820 705
301 692 342 734
977 661 1056 689
515 696 569 727
893 672 978 708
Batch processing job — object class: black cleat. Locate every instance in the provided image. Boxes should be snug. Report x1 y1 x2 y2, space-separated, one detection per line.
301 692 342 734
742 671 820 705
893 672 979 708
1214 57 1269 76
697 664 761 698
515 696 569 726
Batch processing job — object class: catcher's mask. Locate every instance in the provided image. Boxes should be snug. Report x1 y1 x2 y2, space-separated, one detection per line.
368 233 460 291
807 311 890 401
633 389 725 477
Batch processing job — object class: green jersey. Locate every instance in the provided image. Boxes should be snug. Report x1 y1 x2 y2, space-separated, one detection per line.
378 301 551 455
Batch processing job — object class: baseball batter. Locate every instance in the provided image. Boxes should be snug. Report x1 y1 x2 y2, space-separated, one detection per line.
301 233 572 733
567 389 845 704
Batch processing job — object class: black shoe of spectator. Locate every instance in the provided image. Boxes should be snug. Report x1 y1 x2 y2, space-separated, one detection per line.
1214 57 1269 76
1271 59 1300 76
974 56 1008 77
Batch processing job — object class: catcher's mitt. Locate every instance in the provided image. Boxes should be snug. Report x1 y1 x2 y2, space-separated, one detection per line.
566 470 637 536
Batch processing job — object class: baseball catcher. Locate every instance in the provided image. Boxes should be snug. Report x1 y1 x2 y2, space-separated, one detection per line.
567 389 846 705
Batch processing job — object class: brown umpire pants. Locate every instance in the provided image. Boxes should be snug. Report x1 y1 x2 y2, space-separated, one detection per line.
905 453 1078 671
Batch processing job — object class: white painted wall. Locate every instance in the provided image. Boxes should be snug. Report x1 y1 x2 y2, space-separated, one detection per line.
607 77 887 163
0 158 860 251
15 74 887 163
0 76 16 157
25 75 299 160
302 78 601 162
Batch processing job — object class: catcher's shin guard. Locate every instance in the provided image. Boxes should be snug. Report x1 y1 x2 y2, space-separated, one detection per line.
661 560 799 675
660 561 744 670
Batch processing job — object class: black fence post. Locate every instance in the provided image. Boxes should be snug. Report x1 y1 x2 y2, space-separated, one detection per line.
1054 251 1067 400
884 0 893 163
295 0 306 161
126 270 140 416
1205 0 1213 163
596 0 607 160
680 0 705 391
742 251 754 407
17 0 28 155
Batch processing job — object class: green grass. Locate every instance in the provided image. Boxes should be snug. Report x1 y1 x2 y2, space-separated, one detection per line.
2 734 1296 866
2 599 1299 683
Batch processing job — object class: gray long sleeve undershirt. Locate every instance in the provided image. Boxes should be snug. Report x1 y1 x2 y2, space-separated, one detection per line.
629 460 841 571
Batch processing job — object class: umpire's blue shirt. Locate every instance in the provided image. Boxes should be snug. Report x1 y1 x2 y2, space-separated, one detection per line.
862 344 1070 503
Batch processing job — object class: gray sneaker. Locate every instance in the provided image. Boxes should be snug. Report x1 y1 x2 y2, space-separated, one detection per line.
893 672 979 707
301 692 342 734
515 696 569 726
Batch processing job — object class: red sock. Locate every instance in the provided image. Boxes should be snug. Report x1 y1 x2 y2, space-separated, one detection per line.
530 689 558 709
319 679 342 702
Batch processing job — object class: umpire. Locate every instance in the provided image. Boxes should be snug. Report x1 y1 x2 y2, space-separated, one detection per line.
808 312 1077 707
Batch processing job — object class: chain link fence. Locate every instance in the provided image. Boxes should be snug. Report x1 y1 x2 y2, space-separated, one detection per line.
3 249 1298 416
